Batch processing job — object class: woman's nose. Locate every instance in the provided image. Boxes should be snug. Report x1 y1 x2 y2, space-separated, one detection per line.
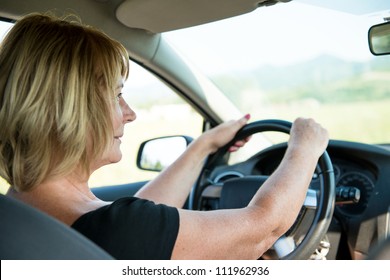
120 99 136 123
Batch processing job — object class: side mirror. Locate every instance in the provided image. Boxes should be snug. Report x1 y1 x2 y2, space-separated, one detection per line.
136 136 193 172
368 21 390 56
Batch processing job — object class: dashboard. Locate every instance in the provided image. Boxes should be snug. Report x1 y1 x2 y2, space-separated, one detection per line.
205 140 390 259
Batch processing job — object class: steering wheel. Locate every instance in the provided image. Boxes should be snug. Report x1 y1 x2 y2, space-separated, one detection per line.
190 119 335 260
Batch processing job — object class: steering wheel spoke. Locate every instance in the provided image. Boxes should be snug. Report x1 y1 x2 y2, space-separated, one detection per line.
303 188 318 210
273 236 297 258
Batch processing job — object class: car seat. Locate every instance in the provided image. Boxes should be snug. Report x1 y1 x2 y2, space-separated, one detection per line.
0 194 113 259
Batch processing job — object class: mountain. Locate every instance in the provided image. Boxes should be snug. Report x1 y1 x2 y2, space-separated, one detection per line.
211 54 390 104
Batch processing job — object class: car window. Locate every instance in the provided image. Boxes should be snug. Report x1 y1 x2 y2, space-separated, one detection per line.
0 20 203 192
164 1 390 145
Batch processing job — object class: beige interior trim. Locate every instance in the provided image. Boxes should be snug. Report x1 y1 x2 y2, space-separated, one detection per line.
116 0 291 33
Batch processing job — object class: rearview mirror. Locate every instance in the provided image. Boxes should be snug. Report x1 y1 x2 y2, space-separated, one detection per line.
368 21 390 56
137 136 193 172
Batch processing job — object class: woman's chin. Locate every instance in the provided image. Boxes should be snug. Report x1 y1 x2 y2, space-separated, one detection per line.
109 153 122 164
96 153 123 168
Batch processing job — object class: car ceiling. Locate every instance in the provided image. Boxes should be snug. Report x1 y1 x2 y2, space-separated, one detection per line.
0 0 160 62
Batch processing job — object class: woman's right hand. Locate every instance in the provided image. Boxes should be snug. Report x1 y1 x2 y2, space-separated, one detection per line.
288 117 329 160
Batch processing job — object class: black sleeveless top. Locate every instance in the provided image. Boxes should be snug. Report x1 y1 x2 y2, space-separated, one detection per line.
71 197 180 260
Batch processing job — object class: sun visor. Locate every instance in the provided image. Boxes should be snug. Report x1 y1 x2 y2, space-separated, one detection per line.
116 0 291 33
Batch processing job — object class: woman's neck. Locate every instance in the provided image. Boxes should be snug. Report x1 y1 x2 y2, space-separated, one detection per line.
6 175 109 225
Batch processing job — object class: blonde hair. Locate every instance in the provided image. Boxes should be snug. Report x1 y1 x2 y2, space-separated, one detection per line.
0 13 129 191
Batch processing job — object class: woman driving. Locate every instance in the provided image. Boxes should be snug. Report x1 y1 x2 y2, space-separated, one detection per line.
0 13 329 259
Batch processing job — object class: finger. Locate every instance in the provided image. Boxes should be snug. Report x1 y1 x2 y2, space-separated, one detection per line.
229 136 252 152
233 135 252 146
235 113 251 129
233 140 246 147
244 135 252 142
228 146 239 152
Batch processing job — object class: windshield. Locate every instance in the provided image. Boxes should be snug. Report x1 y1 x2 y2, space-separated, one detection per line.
164 1 390 145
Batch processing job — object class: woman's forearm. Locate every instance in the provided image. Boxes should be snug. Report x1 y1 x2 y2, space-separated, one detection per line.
247 146 319 237
134 137 212 207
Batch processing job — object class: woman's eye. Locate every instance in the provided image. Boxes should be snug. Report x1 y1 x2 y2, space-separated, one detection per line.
116 92 123 101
